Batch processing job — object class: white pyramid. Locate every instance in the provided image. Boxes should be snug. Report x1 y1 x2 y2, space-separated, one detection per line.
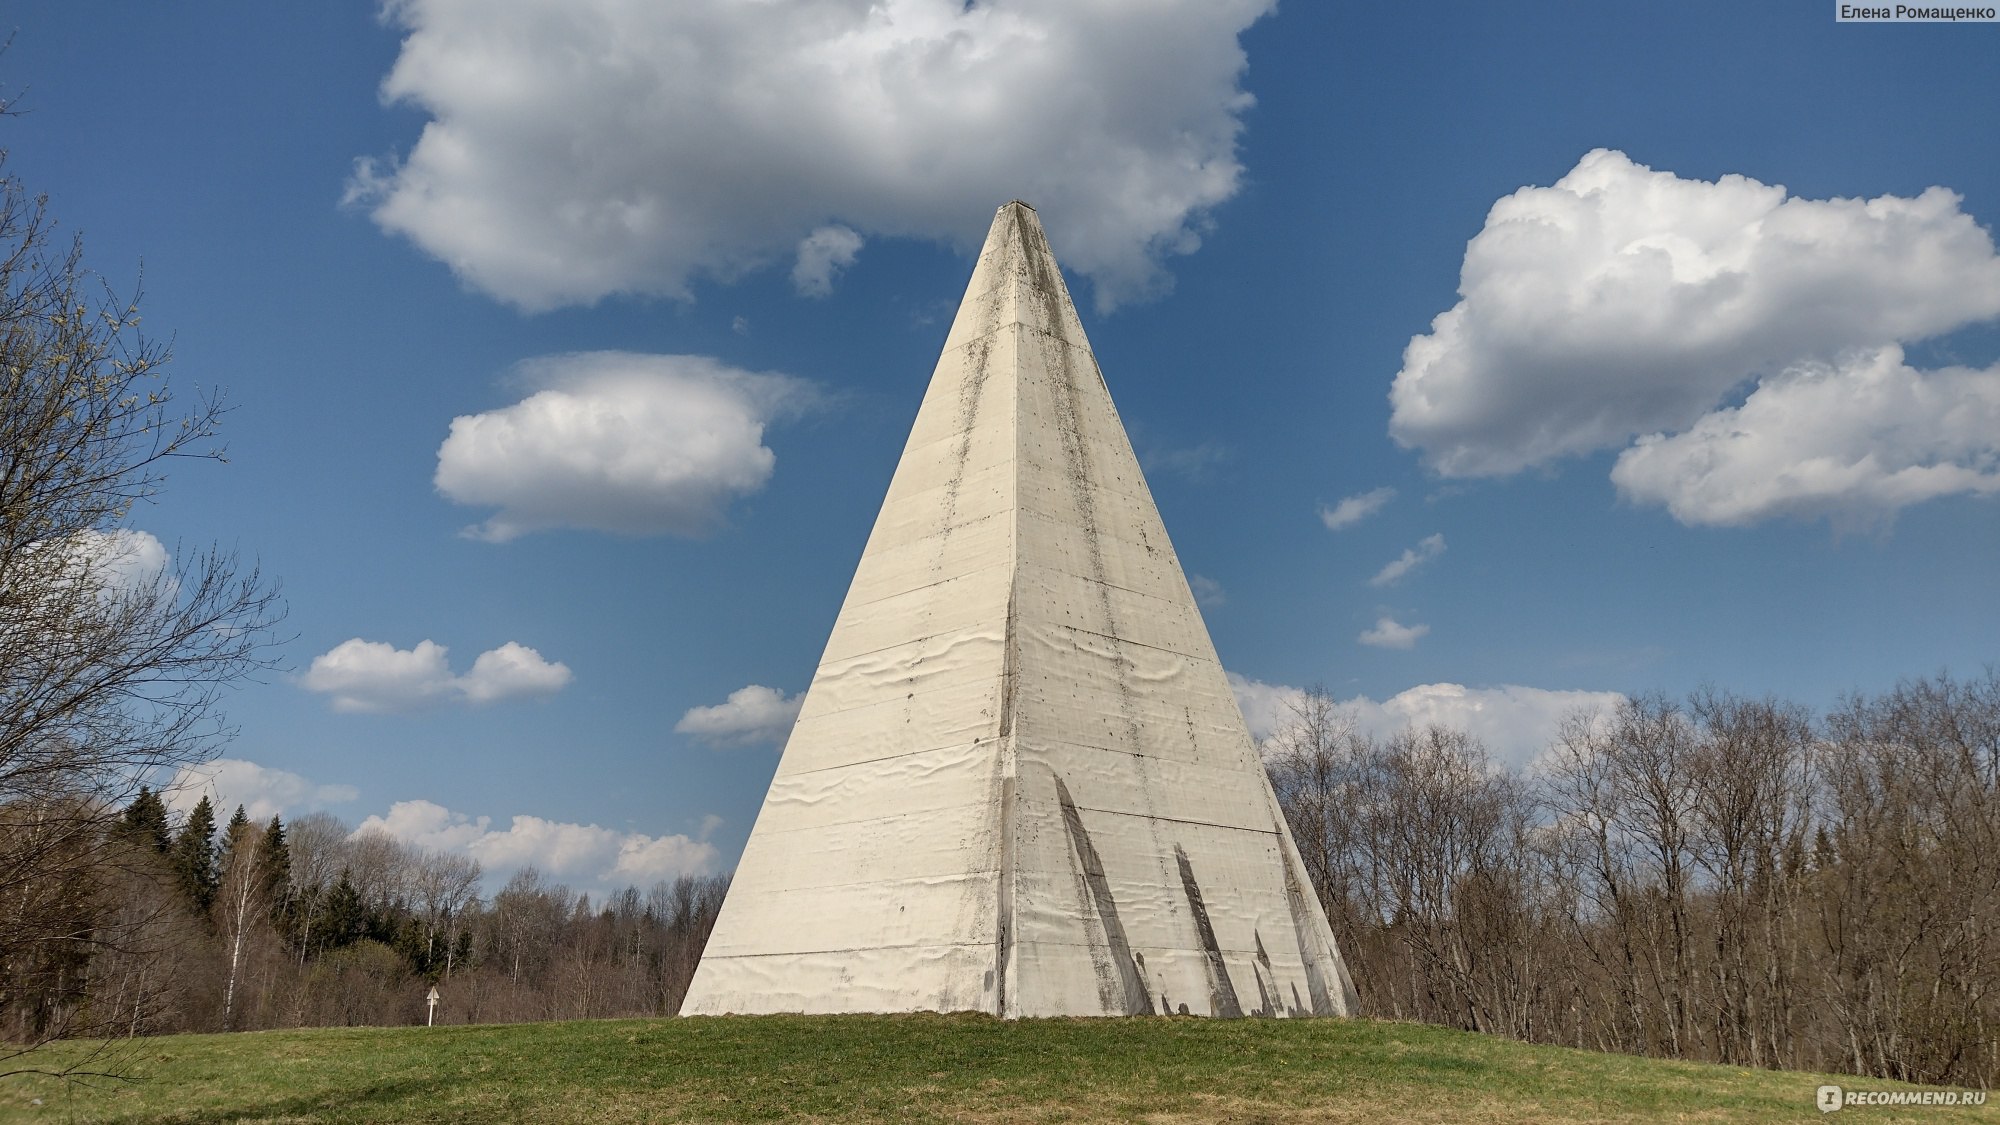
682 202 1357 1018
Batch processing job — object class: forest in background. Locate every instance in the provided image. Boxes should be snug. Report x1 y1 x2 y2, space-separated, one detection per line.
1269 670 1999 1089
4 668 1992 1096
0 797 727 1044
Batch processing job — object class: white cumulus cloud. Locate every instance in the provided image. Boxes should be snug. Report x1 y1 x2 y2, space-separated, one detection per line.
1358 615 1429 650
1610 346 2000 528
675 684 804 748
1346 683 1627 773
1229 675 1624 772
164 758 360 824
349 0 1275 311
435 352 812 542
302 638 571 713
461 641 576 704
72 529 172 596
1369 533 1445 587
1389 149 2000 527
1318 487 1395 531
355 799 718 888
1227 673 1307 742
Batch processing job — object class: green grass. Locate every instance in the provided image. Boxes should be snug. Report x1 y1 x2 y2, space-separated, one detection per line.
1 1015 1990 1123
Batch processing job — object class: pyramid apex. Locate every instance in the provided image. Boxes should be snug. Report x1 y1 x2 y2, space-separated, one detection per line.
1000 199 1036 213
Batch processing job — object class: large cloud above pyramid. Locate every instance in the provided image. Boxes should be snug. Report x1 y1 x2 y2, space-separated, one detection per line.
350 0 1276 311
1390 150 2000 528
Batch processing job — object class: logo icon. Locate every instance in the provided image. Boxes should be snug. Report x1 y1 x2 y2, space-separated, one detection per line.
1818 1085 1844 1113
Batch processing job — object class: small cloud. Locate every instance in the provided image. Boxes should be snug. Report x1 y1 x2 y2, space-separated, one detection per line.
1140 441 1231 483
36 529 176 604
460 642 575 704
1188 574 1226 609
164 758 359 823
434 352 815 542
675 684 804 748
302 638 572 713
791 225 864 298
1358 615 1429 649
83 529 172 594
1368 533 1445 587
1609 346 2000 529
731 316 750 336
1318 487 1395 531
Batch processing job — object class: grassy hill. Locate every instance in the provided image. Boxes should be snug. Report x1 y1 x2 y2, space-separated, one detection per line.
1 1014 1988 1123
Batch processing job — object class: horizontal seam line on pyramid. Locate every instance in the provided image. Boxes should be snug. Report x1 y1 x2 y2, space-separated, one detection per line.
862 510 1165 557
1012 937 1298 955
773 743 994 781
724 871 999 896
818 586 1213 666
775 743 1245 784
865 506 1169 555
1012 567 1204 608
835 562 1013 613
892 430 1013 462
867 480 1164 525
860 519 1010 552
695 942 997 959
1017 623 1210 662
795 693 993 727
1016 474 1160 506
770 748 1266 805
935 319 1063 353
787 708 1240 757
742 805 995 838
1060 803 1278 837
815 635 1004 667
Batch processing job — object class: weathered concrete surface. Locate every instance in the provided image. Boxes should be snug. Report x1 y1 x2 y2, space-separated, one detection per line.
681 202 1358 1019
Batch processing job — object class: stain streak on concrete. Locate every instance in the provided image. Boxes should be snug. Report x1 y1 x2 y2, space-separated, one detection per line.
1175 845 1244 1018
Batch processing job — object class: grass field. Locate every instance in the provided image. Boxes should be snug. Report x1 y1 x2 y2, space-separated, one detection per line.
1 1014 1990 1123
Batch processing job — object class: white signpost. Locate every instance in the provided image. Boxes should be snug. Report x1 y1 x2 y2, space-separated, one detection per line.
426 985 439 1027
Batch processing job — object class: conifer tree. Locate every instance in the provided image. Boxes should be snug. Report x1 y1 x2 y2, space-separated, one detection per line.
171 796 219 914
119 787 173 853
321 871 365 953
217 804 254 877
261 815 291 921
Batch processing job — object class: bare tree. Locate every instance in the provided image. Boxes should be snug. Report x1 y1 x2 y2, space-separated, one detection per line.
0 146 281 1071
410 850 480 978
280 812 349 963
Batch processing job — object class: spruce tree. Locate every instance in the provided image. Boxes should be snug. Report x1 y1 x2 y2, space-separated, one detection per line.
218 804 255 873
261 815 292 922
322 871 364 953
120 787 173 853
171 796 220 914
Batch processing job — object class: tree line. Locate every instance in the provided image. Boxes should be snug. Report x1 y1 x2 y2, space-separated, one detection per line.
1267 670 2000 1088
2 103 1992 1087
0 795 727 1045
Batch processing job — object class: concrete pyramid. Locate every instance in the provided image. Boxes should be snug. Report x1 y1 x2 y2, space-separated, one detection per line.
682 202 1357 1019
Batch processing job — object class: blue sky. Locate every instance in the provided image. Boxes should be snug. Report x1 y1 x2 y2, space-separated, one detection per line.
9 1 1996 892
